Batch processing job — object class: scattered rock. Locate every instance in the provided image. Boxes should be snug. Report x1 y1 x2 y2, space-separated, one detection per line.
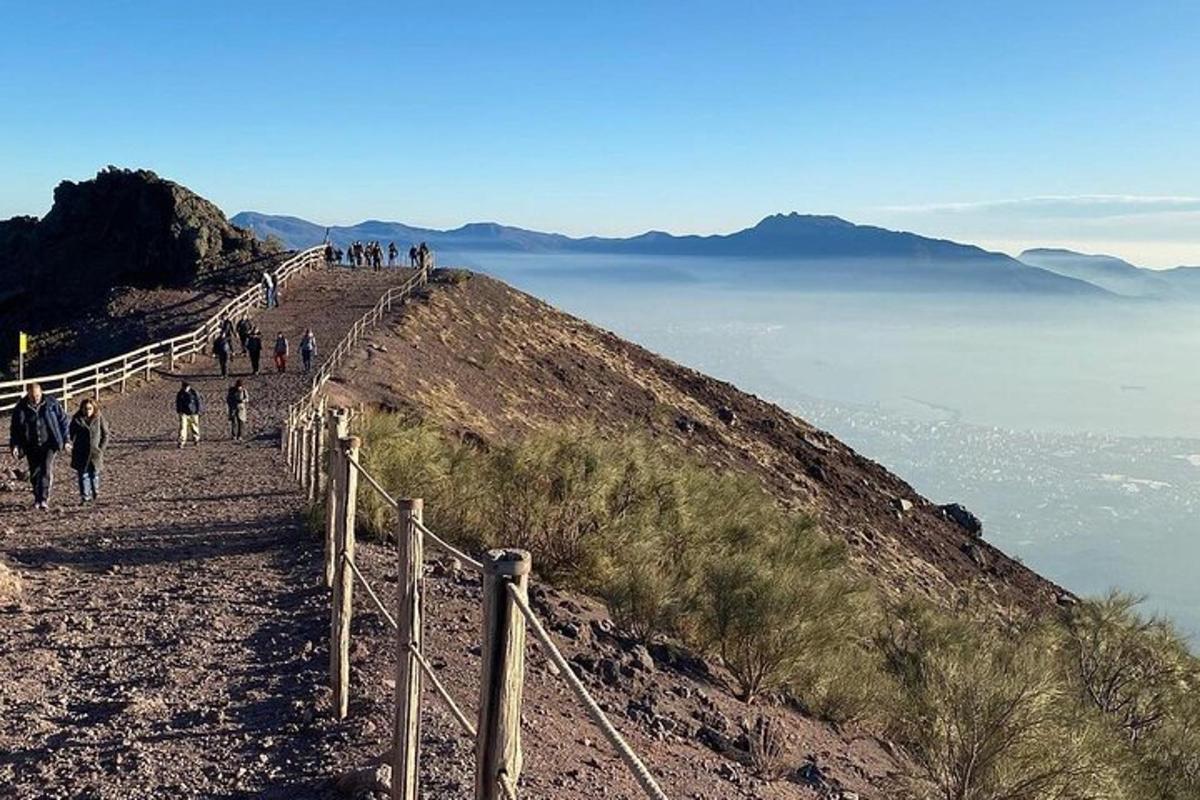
716 406 737 425
940 502 984 538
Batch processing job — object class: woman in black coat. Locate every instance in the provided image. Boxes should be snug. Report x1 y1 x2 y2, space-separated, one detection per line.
69 398 110 503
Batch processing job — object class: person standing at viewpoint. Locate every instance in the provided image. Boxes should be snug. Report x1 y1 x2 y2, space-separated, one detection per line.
8 382 70 510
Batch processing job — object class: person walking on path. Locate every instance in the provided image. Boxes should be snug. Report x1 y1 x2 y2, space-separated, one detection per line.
226 380 249 441
213 331 233 377
8 382 70 510
69 398 109 504
262 271 279 308
388 241 398 267
236 315 252 354
246 328 264 375
300 328 317 373
274 332 289 373
175 380 202 448
408 245 418 267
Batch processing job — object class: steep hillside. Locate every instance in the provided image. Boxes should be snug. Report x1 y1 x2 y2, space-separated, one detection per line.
0 168 281 375
326 272 1067 618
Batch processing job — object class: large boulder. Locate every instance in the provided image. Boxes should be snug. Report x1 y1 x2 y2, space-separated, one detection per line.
939 502 983 538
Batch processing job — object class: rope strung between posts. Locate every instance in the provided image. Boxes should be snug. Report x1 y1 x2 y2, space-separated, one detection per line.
409 643 477 739
507 583 670 800
345 457 485 571
412 518 484 572
344 555 398 631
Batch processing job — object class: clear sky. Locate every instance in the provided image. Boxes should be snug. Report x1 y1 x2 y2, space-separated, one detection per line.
1 1 1197 266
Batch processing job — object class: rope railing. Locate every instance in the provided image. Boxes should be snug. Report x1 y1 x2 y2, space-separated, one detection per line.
1 246 326 413
507 583 670 800
278 261 669 800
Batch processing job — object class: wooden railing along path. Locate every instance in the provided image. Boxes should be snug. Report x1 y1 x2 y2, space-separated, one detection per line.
0 246 327 413
281 271 670 800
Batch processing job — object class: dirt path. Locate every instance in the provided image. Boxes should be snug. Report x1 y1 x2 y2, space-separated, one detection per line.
0 267 414 800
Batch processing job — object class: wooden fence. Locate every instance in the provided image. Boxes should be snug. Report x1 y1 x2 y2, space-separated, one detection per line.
0 246 327 413
280 274 669 800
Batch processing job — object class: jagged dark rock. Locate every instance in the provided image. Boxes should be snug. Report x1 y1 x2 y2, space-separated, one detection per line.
0 167 281 371
939 502 984 538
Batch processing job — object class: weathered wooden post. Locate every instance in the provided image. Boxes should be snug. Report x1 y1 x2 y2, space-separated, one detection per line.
169 340 177 373
93 366 100 400
299 417 311 493
392 498 425 800
121 356 128 393
309 408 325 504
475 549 531 800
324 408 350 588
330 435 361 720
144 346 153 381
61 376 69 405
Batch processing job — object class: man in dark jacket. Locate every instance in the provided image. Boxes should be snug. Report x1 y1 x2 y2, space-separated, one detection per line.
8 382 70 510
235 316 252 354
246 328 264 375
213 332 232 377
175 380 202 448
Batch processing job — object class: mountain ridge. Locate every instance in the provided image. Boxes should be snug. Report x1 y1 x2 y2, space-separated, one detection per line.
233 210 1110 296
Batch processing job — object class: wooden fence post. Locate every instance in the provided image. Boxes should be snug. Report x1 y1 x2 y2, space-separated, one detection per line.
309 407 325 504
324 408 350 588
330 435 361 720
475 549 531 800
61 376 69 405
121 356 128 393
392 498 425 800
299 418 311 493
169 340 177 373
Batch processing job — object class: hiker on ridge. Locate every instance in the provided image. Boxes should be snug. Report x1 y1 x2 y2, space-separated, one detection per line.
246 327 264 375
261 271 278 308
226 380 249 441
175 380 203 448
9 382 70 510
274 331 289 373
387 242 398 267
69 397 109 504
236 315 252 354
408 245 418 267
213 331 233 377
300 328 317 373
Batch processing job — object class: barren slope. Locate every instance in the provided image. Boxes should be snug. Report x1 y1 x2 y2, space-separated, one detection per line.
327 272 1067 618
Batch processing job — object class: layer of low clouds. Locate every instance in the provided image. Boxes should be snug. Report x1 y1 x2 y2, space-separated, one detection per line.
868 195 1200 268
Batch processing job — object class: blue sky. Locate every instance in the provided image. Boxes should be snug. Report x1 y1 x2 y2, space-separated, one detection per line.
1 1 1197 265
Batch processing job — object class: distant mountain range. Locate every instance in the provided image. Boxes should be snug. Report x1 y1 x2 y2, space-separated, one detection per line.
1018 248 1200 299
231 210 1133 296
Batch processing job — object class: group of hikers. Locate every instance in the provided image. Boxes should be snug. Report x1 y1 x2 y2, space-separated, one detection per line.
9 384 108 510
210 316 317 377
324 240 430 272
8 320 319 509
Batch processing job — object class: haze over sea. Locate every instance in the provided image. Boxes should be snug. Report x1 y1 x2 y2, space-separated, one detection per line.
452 251 1200 639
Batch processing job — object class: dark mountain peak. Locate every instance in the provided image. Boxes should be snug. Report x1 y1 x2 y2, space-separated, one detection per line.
751 212 854 232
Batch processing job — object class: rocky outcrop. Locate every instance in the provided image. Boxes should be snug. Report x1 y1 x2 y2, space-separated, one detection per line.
2 167 276 295
0 168 282 371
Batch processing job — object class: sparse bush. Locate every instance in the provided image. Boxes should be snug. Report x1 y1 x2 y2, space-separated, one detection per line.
1060 592 1189 744
698 521 858 703
745 714 788 779
898 629 1124 800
